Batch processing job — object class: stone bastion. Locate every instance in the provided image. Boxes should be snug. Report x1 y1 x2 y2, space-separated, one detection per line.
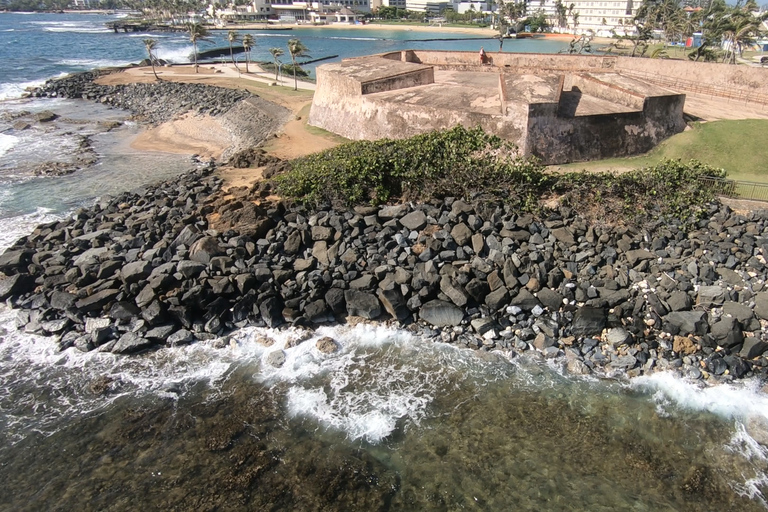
308 50 689 165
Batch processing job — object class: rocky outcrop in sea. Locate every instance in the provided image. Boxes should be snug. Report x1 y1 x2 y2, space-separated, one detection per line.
1 163 767 384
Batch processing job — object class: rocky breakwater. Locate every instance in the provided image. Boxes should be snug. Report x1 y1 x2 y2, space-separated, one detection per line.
2 166 768 383
30 70 291 160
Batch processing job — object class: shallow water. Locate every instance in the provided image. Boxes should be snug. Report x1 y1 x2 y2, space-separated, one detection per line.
0 318 766 511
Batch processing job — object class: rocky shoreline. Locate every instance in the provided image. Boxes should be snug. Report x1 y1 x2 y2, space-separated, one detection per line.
1 158 767 385
30 70 292 161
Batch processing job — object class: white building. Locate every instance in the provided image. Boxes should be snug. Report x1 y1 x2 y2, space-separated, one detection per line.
526 0 637 36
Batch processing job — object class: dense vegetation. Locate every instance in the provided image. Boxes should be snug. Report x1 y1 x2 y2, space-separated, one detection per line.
273 126 726 226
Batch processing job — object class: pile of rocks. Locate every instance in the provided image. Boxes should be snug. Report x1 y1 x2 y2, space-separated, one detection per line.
31 70 251 124
2 165 768 383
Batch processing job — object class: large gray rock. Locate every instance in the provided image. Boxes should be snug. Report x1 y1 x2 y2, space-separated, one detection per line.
112 332 153 354
551 227 576 246
485 286 509 311
450 223 472 246
571 306 607 336
344 290 381 320
710 317 743 348
0 250 32 274
754 292 768 321
536 287 563 311
75 289 120 313
697 285 726 306
266 350 287 367
419 300 464 327
377 288 409 321
176 260 206 278
120 260 152 284
509 289 540 311
440 276 468 307
0 273 35 301
625 249 655 266
667 290 692 312
663 311 708 336
604 327 632 347
740 337 768 359
723 301 755 325
400 210 427 231
188 236 224 264
50 291 77 310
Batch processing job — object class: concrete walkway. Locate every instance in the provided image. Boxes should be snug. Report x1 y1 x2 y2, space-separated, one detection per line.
212 62 317 91
153 62 316 91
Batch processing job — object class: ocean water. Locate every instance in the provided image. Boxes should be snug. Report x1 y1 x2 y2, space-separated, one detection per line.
0 12 768 511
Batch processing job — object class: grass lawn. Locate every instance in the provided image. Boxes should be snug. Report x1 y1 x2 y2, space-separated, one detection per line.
554 119 768 183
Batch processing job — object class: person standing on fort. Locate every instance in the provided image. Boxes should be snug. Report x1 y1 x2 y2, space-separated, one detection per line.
479 47 486 64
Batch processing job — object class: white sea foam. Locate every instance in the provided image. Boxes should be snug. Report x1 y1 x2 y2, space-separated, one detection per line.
0 79 47 101
227 323 509 443
0 133 18 158
60 58 133 69
633 372 768 504
157 46 193 64
0 208 62 253
326 36 380 41
32 21 111 34
631 372 768 422
0 309 238 444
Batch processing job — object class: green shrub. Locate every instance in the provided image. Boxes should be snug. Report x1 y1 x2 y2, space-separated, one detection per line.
274 126 725 226
552 159 726 224
273 125 546 207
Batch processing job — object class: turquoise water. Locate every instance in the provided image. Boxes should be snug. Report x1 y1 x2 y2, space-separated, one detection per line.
0 12 568 98
1 12 768 511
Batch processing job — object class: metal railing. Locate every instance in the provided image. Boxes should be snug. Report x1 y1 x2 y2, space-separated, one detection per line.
619 68 768 108
699 176 768 202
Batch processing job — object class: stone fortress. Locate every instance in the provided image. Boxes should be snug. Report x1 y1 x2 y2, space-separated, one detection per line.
308 51 767 165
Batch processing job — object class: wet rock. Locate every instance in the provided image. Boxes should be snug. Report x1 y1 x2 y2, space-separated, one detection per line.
316 336 339 354
259 297 284 328
419 300 463 327
344 290 380 320
0 274 36 300
166 329 194 346
112 332 153 354
266 350 286 367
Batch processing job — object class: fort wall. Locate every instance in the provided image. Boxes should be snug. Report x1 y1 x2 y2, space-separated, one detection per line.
308 51 700 164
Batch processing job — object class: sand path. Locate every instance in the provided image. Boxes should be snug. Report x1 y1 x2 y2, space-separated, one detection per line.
97 63 343 188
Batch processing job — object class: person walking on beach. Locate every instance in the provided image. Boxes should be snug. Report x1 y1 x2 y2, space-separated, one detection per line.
479 47 486 64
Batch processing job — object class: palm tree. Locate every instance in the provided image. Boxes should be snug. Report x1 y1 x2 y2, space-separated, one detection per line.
228 30 240 71
287 38 309 91
187 22 210 74
143 38 160 80
242 34 254 73
269 47 284 83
